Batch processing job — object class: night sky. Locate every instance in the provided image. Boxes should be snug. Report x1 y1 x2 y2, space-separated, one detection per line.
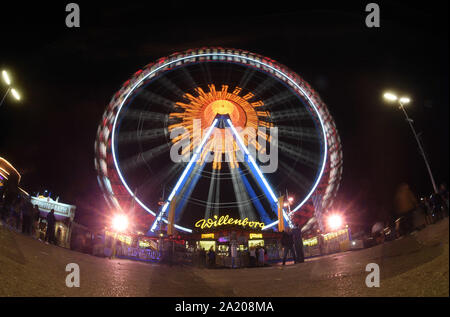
1 1 448 230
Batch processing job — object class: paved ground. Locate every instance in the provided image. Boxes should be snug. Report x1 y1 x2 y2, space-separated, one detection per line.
0 219 448 297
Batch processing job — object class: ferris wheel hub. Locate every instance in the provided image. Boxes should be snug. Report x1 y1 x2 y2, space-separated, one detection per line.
202 98 247 129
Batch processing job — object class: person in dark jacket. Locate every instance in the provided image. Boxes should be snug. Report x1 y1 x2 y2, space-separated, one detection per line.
207 246 216 268
281 230 296 265
45 209 56 245
292 226 305 263
24 200 36 235
32 205 41 238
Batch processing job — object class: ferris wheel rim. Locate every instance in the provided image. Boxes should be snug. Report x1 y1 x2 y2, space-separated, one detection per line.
104 49 332 232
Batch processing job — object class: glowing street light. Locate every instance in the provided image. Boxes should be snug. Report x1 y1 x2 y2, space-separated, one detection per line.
383 92 398 102
399 97 410 104
0 70 22 108
2 71 11 86
382 90 437 193
327 214 343 231
112 214 129 232
11 88 20 101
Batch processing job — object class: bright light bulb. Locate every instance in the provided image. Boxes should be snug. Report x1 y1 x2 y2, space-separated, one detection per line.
112 214 128 232
2 71 11 86
11 88 20 100
399 97 410 104
327 214 343 230
383 92 398 102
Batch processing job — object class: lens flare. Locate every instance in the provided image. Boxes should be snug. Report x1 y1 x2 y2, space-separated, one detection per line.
327 214 343 230
112 214 129 232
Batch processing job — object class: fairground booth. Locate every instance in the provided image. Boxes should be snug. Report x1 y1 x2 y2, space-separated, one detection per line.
30 194 76 248
186 214 284 267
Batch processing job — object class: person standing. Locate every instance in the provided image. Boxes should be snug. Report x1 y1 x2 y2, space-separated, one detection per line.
394 183 418 237
438 183 449 218
430 192 444 222
292 225 305 263
0 188 12 222
282 229 296 265
199 248 207 267
257 245 265 267
32 205 41 239
45 209 56 245
22 200 33 235
12 198 22 231
249 246 256 267
207 246 216 268
230 241 238 268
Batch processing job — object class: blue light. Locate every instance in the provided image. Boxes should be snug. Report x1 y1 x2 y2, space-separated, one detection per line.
227 119 293 228
150 119 218 232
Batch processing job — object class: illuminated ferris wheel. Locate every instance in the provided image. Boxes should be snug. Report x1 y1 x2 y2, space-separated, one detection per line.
94 48 343 233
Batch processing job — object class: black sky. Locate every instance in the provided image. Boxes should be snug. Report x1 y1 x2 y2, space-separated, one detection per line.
0 1 448 229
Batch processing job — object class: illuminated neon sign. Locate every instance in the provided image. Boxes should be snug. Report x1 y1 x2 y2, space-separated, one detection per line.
195 215 264 230
249 233 263 239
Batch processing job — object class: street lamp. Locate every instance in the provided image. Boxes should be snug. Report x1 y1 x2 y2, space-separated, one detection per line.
1 70 21 107
383 91 438 193
327 214 343 231
112 214 129 232
2 71 11 85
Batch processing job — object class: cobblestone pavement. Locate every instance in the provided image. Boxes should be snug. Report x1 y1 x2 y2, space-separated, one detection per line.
0 219 448 297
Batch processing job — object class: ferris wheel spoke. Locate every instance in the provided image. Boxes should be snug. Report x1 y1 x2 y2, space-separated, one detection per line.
277 140 321 169
136 89 177 112
278 159 310 192
121 143 170 172
237 165 275 223
158 75 187 99
118 127 166 144
204 167 217 219
237 68 257 92
136 162 185 202
123 110 168 122
277 125 321 143
251 76 276 97
258 91 297 110
199 63 213 87
173 161 206 223
214 167 221 217
262 107 310 122
180 67 199 90
230 164 256 221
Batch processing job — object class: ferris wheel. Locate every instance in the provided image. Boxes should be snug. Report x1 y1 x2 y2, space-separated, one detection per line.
94 48 343 233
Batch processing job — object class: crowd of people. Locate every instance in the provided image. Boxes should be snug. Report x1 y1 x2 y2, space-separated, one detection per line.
371 183 449 243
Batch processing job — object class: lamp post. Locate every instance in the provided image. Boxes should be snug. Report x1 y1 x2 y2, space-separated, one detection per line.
1 70 21 108
383 92 438 193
